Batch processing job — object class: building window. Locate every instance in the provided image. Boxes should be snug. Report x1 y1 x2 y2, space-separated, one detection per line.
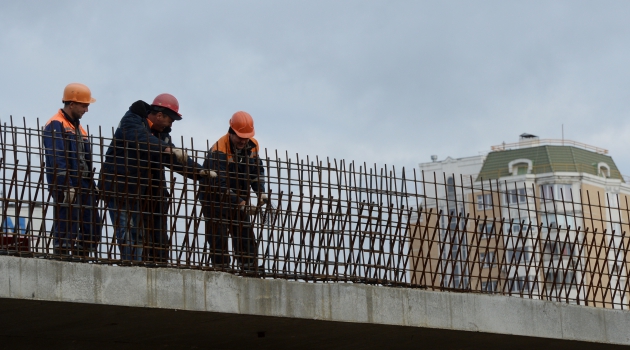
506 188 527 204
482 280 498 293
506 246 532 264
477 222 495 239
446 177 456 199
541 214 575 231
450 244 462 260
557 184 573 201
540 184 554 200
480 251 496 268
540 184 573 201
476 194 493 210
511 223 522 233
597 162 611 178
610 262 624 276
446 210 462 231
545 270 576 285
509 276 535 293
452 265 462 288
543 242 576 259
508 159 533 176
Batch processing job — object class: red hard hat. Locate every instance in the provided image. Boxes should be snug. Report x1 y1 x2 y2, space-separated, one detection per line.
229 111 255 138
151 93 182 119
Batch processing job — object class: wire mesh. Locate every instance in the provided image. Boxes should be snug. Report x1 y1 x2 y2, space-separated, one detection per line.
0 117 628 309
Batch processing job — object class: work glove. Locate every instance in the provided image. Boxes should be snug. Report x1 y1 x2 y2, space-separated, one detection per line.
93 186 102 200
238 201 258 216
63 187 77 204
170 148 189 164
129 100 150 118
248 205 258 216
199 169 218 178
260 193 269 203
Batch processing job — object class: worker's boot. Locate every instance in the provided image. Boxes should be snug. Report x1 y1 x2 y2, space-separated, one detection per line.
74 246 91 261
240 261 264 275
53 246 71 259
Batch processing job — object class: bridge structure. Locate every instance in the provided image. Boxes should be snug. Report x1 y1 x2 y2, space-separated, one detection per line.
1 117 630 348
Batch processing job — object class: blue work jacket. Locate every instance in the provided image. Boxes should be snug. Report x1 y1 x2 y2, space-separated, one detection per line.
43 109 95 189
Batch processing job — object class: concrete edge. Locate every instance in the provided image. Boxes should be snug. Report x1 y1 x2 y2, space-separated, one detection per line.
1 255 629 346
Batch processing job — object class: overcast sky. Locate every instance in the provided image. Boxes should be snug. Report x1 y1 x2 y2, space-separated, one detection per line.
2 0 630 176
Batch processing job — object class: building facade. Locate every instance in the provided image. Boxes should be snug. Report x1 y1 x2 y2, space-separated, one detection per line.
410 135 630 309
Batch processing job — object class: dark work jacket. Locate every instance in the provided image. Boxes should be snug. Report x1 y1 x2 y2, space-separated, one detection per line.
201 133 266 208
43 109 95 190
100 108 202 200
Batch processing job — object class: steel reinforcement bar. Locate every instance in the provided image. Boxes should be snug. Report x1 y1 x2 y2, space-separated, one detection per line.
0 117 629 309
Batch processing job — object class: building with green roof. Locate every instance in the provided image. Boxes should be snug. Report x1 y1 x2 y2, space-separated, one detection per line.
413 135 630 305
476 145 623 182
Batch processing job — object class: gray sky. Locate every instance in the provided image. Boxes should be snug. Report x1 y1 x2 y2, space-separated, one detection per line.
2 0 630 175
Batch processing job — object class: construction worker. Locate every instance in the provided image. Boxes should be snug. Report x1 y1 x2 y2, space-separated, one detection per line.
43 83 102 258
100 94 215 263
201 111 268 271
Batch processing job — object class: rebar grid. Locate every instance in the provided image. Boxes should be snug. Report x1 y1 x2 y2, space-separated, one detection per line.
1 117 629 309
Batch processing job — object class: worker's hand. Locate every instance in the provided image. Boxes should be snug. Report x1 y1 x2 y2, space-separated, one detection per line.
260 193 268 203
63 187 77 204
170 148 189 164
199 169 218 178
238 201 257 216
93 186 101 198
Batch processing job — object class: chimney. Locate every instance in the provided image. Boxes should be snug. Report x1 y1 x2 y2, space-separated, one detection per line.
519 133 539 148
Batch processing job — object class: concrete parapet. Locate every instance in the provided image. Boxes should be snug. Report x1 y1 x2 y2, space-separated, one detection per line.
1 255 629 349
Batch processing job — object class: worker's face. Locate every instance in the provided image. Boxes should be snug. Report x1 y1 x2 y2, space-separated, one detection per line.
68 102 89 120
153 112 174 132
229 133 249 150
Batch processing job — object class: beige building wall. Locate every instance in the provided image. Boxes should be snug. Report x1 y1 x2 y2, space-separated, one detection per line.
409 207 442 287
408 144 630 306
466 191 505 293
616 193 630 305
580 183 612 308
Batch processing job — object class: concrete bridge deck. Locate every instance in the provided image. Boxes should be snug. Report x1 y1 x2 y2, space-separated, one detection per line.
1 255 629 349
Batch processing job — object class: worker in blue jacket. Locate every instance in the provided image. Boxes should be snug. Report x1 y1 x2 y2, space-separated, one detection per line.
43 83 101 258
200 111 267 271
100 94 215 263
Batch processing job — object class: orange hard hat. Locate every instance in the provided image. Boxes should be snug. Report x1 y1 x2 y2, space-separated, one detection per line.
62 83 96 104
151 93 182 119
229 111 255 138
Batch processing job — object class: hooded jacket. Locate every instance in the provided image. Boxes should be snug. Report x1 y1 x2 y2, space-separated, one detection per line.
100 101 201 199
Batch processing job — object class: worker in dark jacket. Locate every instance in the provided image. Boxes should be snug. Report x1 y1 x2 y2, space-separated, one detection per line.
201 111 267 270
100 94 215 263
43 83 101 258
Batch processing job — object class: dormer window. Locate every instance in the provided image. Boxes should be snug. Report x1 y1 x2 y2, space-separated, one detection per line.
597 162 611 178
508 159 533 176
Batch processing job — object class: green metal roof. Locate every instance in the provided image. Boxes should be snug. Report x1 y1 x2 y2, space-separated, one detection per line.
476 145 623 182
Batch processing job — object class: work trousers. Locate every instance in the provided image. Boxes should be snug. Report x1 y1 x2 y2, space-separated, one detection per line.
107 195 168 263
203 201 257 267
51 180 102 252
